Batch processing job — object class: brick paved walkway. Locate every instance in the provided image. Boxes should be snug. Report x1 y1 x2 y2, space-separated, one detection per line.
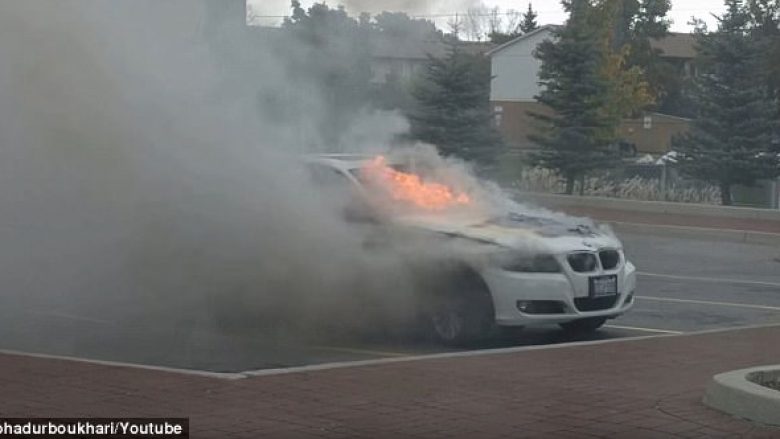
2 325 779 438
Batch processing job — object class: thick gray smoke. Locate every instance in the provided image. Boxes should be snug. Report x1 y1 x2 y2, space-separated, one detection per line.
252 0 484 20
333 0 484 16
0 0 420 356
0 1 599 368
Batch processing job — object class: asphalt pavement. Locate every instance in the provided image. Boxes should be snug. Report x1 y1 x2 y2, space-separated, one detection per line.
1 228 779 373
615 231 780 333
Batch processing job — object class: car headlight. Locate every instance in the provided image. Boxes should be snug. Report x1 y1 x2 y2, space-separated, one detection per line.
567 252 598 272
491 252 561 273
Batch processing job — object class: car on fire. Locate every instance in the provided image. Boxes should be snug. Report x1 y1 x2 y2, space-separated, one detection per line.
306 153 637 345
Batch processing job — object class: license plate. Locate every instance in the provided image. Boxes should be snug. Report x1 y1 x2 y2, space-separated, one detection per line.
590 275 618 297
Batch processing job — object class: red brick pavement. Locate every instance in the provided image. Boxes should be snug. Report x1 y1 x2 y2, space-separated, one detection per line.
2 325 779 438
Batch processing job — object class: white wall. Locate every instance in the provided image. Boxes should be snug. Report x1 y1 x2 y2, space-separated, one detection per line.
490 28 554 102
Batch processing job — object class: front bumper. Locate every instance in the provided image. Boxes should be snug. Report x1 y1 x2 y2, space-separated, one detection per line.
481 260 637 327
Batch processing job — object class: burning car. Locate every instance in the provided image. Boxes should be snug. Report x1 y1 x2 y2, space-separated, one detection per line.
306 153 636 345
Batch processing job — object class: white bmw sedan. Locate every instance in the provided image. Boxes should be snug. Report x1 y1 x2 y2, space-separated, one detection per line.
305 154 636 345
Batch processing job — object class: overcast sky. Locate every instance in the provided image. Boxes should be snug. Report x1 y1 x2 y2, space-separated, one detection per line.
250 0 726 33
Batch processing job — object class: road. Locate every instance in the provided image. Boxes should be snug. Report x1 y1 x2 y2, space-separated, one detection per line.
620 232 780 332
1 230 779 373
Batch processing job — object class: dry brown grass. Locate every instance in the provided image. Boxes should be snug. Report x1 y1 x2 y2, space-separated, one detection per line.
514 167 721 204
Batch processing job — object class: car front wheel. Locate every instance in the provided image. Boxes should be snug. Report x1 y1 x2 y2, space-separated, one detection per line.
430 298 466 344
429 295 493 346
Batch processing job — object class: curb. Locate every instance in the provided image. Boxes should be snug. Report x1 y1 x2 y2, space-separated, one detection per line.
704 365 780 427
242 323 780 377
519 192 780 221
608 221 780 246
242 333 668 377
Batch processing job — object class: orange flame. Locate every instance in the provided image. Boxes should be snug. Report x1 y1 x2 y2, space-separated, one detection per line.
361 156 471 211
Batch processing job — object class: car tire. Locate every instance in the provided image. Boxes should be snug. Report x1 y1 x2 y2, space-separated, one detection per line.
427 272 495 347
559 317 607 334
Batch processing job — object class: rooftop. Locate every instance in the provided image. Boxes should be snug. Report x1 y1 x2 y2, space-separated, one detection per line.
488 26 698 60
370 37 448 60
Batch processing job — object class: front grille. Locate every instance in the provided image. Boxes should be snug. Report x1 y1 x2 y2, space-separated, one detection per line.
567 252 598 272
574 296 618 312
599 250 620 270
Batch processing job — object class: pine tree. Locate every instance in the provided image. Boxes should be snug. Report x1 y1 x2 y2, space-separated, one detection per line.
673 0 780 205
519 3 539 34
409 42 503 164
529 0 620 194
747 0 780 116
596 0 680 115
489 4 537 44
593 1 656 120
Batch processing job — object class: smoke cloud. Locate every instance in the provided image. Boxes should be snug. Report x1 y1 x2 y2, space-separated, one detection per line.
0 0 423 357
337 0 484 16
251 0 485 20
0 1 599 369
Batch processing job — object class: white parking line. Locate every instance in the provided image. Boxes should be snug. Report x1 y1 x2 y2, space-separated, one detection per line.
0 349 245 380
638 272 780 289
310 345 411 358
604 324 683 334
26 310 114 325
636 295 780 312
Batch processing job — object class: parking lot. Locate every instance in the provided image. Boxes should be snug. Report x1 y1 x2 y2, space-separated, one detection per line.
1 228 778 374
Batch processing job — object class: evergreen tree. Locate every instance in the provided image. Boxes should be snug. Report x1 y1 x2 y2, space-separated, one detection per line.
489 5 531 44
373 12 441 40
519 3 539 34
628 1 674 101
597 0 680 115
409 42 502 164
673 0 780 205
593 1 656 120
630 1 689 116
747 0 780 115
529 0 620 194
